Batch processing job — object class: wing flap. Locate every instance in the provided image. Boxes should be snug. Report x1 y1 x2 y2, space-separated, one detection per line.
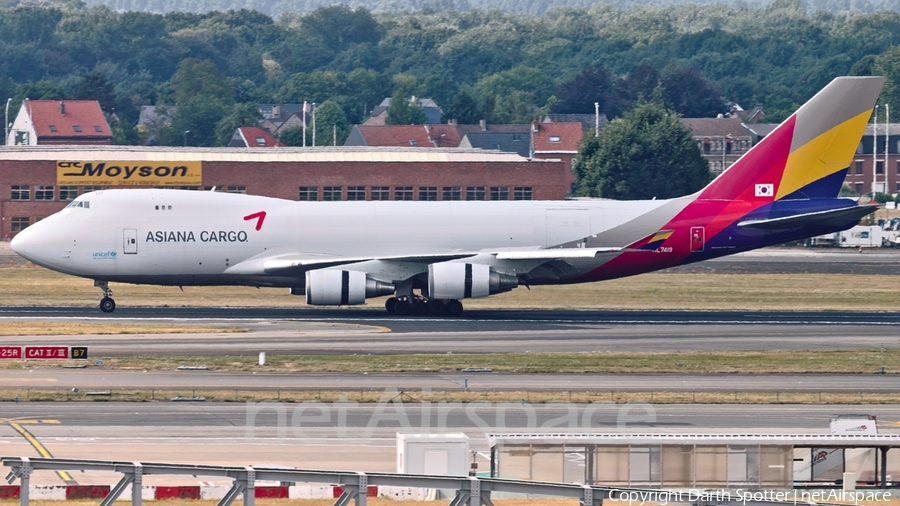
736 205 876 230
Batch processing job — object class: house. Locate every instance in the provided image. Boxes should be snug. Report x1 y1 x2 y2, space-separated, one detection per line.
7 99 112 145
259 104 309 134
344 124 461 148
679 117 754 174
541 113 609 133
136 105 176 145
458 131 531 157
363 97 443 125
531 122 584 194
228 127 285 148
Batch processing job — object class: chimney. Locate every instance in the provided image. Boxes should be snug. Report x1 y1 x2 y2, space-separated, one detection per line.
479 119 486 131
59 101 65 115
272 105 280 119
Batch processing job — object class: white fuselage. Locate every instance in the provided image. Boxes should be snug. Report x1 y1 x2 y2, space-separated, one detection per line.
12 189 668 287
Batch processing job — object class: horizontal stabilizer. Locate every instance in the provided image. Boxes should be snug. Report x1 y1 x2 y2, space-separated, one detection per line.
495 247 624 260
736 205 876 230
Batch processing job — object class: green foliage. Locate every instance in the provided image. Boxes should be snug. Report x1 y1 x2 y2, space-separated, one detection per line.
6 1 900 145
214 102 262 146
277 125 305 147
72 70 116 111
173 59 233 107
385 90 426 125
312 99 350 146
575 102 711 200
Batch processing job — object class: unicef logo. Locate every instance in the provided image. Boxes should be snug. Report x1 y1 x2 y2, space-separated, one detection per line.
92 250 118 260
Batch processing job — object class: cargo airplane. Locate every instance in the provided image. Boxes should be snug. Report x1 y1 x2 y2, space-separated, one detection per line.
11 77 884 315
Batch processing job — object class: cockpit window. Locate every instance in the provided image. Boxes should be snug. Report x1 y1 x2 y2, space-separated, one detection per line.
65 200 90 209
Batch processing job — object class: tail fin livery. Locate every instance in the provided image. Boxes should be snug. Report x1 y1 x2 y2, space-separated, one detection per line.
698 76 885 202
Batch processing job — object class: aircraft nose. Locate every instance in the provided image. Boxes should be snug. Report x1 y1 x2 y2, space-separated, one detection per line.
10 229 26 258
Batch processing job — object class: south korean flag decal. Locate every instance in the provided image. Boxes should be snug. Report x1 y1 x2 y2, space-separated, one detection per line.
755 183 774 198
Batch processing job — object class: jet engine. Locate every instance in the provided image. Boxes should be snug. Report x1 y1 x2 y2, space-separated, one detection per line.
305 269 395 305
428 262 518 300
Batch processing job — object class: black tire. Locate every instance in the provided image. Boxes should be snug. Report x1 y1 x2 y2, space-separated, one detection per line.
427 299 445 316
394 299 411 316
99 297 116 313
446 299 463 316
411 299 428 316
385 297 398 314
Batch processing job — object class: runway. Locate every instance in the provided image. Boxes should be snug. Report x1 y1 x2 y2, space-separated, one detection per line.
0 369 896 393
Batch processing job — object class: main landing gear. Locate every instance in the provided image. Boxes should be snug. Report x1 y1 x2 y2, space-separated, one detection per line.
94 280 116 313
385 296 464 316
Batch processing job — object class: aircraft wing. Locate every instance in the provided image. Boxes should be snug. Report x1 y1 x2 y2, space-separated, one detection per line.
494 247 624 260
226 246 636 277
736 205 876 230
224 252 478 276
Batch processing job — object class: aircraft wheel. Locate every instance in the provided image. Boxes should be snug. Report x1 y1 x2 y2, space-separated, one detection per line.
99 297 116 313
446 299 463 316
427 299 445 316
394 299 411 316
411 299 428 316
385 297 398 314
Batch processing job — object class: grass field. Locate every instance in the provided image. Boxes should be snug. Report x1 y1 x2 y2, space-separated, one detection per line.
7 348 891 374
2 265 900 311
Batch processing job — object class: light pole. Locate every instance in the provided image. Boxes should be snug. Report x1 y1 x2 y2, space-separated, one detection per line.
594 102 599 138
5 98 11 146
311 103 316 147
183 130 190 147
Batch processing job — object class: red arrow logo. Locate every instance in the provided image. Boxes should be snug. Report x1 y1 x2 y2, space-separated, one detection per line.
243 211 267 231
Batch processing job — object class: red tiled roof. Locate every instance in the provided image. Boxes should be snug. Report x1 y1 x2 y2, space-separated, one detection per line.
25 100 111 139
237 127 285 147
355 125 462 148
532 122 583 152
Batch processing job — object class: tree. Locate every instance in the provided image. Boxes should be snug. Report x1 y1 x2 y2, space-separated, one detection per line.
553 65 623 116
385 90 426 125
172 58 233 107
72 71 116 111
659 67 724 118
574 102 711 200
214 102 262 146
277 125 305 147
300 5 380 52
442 89 480 124
312 100 350 146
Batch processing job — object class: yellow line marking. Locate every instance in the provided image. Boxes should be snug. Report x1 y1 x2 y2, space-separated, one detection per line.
7 421 76 485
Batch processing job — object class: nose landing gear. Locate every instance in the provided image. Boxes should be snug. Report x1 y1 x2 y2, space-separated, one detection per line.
94 280 116 313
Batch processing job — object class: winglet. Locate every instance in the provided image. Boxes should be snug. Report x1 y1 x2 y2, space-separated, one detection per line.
698 76 884 202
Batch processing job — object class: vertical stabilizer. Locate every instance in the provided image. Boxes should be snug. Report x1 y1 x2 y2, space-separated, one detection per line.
698 76 884 202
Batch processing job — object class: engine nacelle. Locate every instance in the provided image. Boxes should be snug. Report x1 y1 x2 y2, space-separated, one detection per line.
305 269 394 305
428 262 518 299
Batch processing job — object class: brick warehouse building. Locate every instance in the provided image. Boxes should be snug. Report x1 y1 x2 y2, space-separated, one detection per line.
0 146 567 238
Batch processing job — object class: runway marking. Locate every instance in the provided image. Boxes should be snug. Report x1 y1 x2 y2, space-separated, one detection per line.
6 420 76 485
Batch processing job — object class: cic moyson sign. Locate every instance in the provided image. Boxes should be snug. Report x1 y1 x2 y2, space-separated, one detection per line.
57 161 203 186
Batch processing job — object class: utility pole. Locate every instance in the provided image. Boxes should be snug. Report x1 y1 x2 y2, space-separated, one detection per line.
4 98 10 146
594 102 600 137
